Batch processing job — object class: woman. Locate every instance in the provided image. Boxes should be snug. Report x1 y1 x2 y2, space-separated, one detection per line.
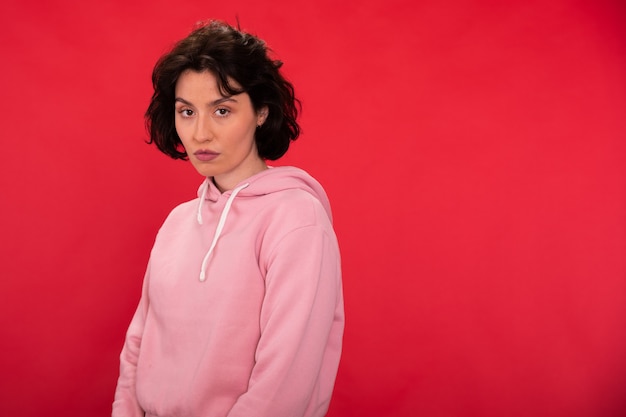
112 20 344 417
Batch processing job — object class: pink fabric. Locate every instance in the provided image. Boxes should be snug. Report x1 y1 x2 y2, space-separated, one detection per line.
112 166 344 417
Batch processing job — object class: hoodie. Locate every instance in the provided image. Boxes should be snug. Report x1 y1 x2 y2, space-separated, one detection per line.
112 166 344 417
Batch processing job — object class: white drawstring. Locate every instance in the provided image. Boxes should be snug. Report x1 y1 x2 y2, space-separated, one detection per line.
199 183 250 282
197 179 209 225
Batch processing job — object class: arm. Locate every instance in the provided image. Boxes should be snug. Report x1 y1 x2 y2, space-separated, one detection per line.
227 225 344 417
112 265 150 417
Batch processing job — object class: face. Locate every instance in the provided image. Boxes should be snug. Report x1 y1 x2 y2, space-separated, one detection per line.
174 70 268 191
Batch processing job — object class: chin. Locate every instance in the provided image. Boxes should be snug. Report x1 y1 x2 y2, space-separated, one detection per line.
190 165 216 178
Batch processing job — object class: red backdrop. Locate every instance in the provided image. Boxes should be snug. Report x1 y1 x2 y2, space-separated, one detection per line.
1 0 625 416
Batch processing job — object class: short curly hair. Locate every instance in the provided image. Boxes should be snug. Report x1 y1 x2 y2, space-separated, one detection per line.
146 20 300 160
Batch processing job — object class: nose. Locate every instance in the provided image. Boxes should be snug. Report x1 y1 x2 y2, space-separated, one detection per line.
193 114 214 142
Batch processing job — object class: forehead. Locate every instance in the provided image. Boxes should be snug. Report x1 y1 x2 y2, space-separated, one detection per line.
175 69 242 97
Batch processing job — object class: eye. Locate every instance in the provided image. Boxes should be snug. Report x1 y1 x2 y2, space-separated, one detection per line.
214 108 230 117
179 108 194 117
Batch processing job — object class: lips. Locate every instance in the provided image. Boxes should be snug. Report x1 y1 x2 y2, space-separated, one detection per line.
194 150 219 162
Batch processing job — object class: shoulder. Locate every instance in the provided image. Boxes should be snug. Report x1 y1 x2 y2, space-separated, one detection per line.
164 197 198 220
154 198 200 236
261 188 331 231
256 187 337 264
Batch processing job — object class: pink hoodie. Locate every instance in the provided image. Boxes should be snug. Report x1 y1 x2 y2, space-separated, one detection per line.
112 166 344 417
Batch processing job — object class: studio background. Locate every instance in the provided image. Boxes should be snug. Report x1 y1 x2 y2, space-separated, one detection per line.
1 0 625 416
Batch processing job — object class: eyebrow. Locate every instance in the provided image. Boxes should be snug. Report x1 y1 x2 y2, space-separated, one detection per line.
175 97 238 106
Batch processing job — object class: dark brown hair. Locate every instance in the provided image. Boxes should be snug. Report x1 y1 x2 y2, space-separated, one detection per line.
146 20 300 160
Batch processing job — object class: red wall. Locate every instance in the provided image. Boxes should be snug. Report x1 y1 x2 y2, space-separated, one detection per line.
1 1 625 416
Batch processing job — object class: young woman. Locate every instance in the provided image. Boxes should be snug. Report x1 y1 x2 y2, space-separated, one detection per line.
112 20 344 417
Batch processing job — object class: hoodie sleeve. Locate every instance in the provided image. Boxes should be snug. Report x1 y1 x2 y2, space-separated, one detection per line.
226 224 344 417
112 265 150 417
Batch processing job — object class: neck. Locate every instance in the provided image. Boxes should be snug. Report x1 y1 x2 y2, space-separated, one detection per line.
212 162 268 192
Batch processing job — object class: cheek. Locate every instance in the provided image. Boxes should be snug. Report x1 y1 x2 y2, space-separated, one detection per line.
239 121 258 141
174 119 183 136
174 121 190 143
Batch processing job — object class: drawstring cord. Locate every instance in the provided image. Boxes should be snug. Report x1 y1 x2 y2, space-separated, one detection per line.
197 179 209 224
198 182 250 282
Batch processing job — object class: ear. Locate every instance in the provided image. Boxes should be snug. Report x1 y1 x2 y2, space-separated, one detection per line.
257 106 269 127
